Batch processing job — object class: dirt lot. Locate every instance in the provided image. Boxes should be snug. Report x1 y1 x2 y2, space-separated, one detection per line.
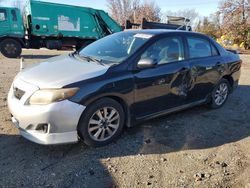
0 50 250 188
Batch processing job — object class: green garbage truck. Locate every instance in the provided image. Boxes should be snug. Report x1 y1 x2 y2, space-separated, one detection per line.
0 0 122 58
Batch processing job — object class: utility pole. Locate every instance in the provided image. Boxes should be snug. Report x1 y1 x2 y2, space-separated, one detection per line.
242 0 246 20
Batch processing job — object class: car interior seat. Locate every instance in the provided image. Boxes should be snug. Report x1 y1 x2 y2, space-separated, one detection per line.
159 41 180 64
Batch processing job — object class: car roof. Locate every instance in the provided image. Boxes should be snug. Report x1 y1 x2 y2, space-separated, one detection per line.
124 29 204 36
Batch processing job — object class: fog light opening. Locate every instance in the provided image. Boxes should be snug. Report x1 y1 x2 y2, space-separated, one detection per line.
36 124 49 133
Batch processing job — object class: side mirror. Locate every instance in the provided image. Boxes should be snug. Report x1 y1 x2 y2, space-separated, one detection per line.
137 58 157 69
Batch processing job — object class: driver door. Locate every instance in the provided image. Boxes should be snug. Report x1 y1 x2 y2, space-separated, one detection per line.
132 35 191 118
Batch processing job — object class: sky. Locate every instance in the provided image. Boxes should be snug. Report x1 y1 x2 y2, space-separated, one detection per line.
0 0 222 17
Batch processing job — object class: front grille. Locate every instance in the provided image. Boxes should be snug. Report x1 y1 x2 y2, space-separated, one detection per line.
13 87 25 100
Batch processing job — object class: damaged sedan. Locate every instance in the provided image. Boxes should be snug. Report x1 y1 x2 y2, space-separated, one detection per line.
8 30 241 146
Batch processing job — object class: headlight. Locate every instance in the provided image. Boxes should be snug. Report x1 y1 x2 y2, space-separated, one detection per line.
28 88 79 105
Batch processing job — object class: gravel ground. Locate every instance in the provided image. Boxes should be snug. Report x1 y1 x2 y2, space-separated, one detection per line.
0 50 250 188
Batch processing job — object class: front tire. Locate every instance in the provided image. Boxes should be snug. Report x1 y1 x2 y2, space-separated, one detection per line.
78 98 125 147
0 39 22 58
209 79 230 109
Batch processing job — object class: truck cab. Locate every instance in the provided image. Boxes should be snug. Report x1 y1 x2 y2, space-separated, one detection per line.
0 7 24 58
0 8 24 36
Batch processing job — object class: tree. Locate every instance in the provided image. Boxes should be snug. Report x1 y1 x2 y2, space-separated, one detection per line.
210 11 223 37
196 16 219 39
107 0 161 26
107 0 139 26
219 0 250 49
133 1 161 23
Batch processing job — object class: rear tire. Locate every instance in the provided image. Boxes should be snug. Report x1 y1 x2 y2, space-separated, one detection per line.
0 39 22 58
209 79 230 109
78 98 125 147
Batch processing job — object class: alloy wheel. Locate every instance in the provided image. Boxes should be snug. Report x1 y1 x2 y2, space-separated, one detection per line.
88 107 120 142
214 83 228 106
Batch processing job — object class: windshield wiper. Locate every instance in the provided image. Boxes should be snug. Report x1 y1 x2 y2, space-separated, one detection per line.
80 55 105 66
71 52 106 66
70 51 79 57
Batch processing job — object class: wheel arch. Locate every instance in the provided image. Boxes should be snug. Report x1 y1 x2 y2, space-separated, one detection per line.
222 74 234 92
79 95 132 128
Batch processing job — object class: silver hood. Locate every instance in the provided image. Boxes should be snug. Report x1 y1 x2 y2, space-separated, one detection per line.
17 54 109 88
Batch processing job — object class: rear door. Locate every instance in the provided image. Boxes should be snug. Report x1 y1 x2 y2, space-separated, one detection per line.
185 35 224 103
0 9 10 35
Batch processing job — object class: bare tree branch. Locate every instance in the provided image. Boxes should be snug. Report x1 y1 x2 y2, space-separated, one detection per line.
107 0 161 26
219 0 250 48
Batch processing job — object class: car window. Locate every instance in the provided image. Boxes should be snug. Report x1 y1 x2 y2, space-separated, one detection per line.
140 36 185 65
11 10 17 22
0 9 7 21
211 43 219 56
187 37 212 58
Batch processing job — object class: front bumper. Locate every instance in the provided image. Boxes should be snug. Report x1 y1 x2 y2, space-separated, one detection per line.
8 78 85 145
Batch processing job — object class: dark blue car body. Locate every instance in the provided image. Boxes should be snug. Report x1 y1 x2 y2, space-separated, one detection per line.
67 30 241 127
